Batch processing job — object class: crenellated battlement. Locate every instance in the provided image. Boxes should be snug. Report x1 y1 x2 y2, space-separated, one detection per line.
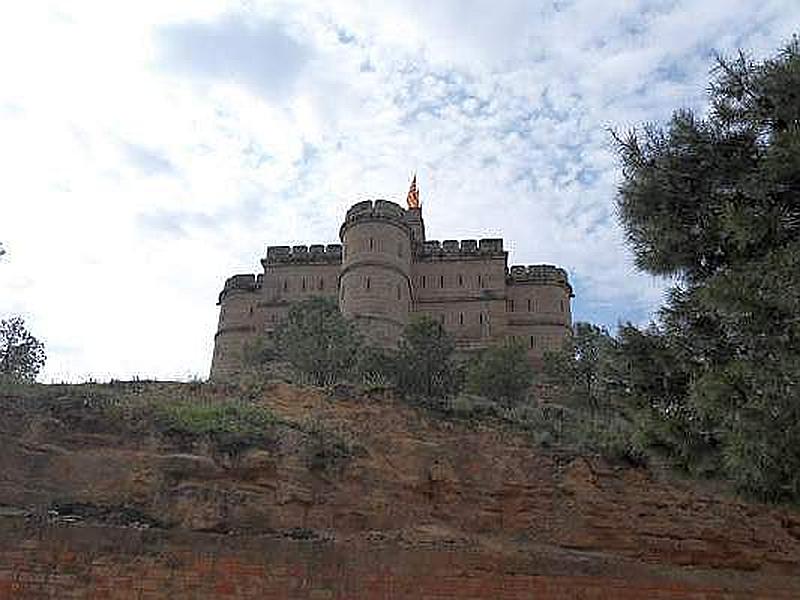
218 273 260 304
345 199 406 220
417 238 505 260
263 244 343 266
340 199 410 239
508 264 572 291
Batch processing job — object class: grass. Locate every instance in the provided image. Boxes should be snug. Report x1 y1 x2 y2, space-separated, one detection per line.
155 399 277 437
2 378 362 471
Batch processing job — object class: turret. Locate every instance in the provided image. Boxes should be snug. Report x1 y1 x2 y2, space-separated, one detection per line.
210 274 260 379
339 200 413 347
506 264 573 359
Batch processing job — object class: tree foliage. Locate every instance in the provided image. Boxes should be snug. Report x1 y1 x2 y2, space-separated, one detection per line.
610 38 800 501
273 297 362 387
543 322 616 410
0 316 46 383
615 38 800 284
465 339 534 405
393 316 459 399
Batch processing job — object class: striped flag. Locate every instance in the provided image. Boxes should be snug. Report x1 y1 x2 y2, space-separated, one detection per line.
406 173 420 208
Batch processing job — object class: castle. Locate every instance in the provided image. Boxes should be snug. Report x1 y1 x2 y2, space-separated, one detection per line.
211 179 573 378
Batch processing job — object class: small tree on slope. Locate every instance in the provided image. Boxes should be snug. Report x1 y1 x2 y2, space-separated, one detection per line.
0 316 46 383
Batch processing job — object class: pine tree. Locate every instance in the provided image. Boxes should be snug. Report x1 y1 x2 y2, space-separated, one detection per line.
614 38 800 501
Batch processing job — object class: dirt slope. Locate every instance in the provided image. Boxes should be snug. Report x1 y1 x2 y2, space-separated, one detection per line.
1 381 799 598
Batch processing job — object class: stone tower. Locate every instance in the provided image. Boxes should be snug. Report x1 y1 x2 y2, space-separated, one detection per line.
338 200 414 348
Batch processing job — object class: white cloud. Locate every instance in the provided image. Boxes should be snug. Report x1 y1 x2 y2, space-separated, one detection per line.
1 0 797 381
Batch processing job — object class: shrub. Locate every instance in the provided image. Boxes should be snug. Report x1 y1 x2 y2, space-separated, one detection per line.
465 340 533 405
300 415 358 473
356 346 395 388
0 316 46 383
273 297 362 386
154 399 278 454
392 316 460 399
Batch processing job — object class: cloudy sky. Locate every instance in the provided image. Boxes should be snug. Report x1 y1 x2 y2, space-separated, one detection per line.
1 1 797 382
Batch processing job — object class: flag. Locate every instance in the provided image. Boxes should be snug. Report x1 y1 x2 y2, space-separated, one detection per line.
406 173 420 208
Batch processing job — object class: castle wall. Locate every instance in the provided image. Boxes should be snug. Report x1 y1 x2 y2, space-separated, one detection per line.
410 240 508 350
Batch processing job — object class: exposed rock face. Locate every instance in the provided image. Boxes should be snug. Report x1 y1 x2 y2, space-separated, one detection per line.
1 382 799 598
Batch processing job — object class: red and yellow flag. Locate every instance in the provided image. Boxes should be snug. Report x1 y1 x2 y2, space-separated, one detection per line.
406 173 420 209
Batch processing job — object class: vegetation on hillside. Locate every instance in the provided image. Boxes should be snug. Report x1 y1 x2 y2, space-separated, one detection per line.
272 297 363 386
540 38 800 502
465 339 534 405
0 316 46 383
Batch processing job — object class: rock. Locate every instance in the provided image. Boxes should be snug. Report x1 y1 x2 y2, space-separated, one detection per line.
560 457 599 497
158 454 222 479
238 449 278 481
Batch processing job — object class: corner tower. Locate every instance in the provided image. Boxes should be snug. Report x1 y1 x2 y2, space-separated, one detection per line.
339 200 413 347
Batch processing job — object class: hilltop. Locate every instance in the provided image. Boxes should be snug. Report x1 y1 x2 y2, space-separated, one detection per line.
1 380 799 598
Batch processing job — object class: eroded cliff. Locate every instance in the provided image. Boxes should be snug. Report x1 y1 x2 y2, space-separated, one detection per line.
1 381 798 598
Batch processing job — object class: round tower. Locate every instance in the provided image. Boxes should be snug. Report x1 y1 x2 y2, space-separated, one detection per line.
506 265 573 361
339 199 413 348
210 274 259 379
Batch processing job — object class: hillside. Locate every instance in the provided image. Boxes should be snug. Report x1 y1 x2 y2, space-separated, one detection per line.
1 380 799 598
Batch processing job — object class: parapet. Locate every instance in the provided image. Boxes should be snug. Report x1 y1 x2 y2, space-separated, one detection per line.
508 264 572 292
417 238 505 260
340 199 410 238
263 244 343 266
218 273 260 304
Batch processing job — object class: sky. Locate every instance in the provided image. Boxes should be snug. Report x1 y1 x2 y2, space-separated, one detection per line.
1 1 798 382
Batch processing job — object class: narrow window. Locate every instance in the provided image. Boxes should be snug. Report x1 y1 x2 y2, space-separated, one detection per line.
249 306 254 316
369 237 374 250
527 298 531 312
530 336 534 349
458 274 463 287
366 277 370 289
318 278 324 291
478 274 483 287
271 314 276 322
479 313 483 324
459 313 464 326
302 277 306 291
440 275 444 288
283 280 288 291
508 299 514 312
421 275 426 288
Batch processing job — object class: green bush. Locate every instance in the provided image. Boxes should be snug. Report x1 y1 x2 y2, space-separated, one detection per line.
300 415 359 473
273 297 363 386
465 340 533 405
356 346 395 388
0 316 46 383
154 399 278 453
393 316 460 399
